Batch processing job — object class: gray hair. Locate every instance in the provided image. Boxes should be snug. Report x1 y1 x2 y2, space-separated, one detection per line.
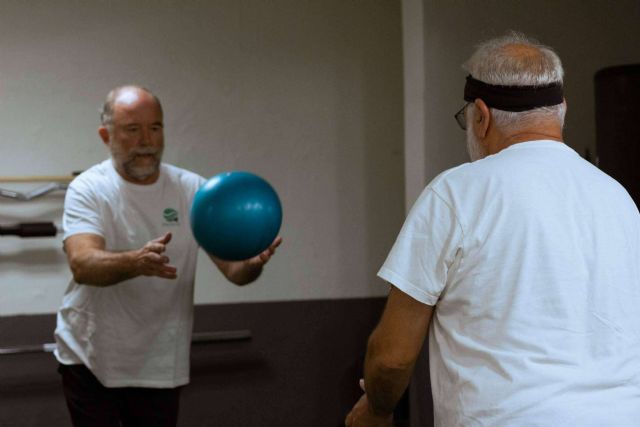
463 32 566 131
100 85 163 127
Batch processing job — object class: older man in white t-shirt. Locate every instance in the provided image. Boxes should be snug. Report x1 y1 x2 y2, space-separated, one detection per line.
55 85 281 427
346 33 640 427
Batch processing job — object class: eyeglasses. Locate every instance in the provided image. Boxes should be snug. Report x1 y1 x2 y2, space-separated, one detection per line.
454 103 470 130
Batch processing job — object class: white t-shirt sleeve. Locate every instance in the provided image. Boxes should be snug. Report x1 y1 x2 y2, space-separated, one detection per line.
63 179 104 240
378 187 463 306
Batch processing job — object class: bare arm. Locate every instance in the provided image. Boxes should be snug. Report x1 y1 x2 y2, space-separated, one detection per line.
208 236 282 286
345 286 434 426
64 232 177 287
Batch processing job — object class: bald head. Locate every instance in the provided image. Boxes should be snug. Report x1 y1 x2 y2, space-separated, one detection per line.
100 85 163 128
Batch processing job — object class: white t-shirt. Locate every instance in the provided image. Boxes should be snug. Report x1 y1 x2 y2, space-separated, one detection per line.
379 141 640 426
54 159 205 388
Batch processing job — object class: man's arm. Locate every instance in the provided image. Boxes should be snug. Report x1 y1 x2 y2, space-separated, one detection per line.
64 232 177 287
208 236 282 286
346 286 434 426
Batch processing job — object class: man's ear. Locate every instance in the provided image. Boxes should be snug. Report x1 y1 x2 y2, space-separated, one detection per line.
98 126 110 146
472 98 491 139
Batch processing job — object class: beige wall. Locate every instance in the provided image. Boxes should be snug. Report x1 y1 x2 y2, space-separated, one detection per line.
0 1 404 315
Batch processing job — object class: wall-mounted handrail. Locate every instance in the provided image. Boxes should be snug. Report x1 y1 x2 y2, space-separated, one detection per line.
0 173 80 200
0 330 252 355
0 175 78 183
0 183 68 201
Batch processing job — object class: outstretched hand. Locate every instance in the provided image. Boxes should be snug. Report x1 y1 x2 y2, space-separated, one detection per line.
135 232 178 279
345 379 393 427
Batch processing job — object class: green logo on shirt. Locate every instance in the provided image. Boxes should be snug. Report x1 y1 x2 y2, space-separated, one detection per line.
163 208 179 224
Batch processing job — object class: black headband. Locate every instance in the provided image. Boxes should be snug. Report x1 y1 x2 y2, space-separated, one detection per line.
464 75 563 112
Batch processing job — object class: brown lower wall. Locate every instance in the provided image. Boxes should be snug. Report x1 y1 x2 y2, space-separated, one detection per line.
0 298 416 427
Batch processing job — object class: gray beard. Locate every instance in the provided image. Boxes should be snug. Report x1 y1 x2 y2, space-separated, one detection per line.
123 157 161 181
114 147 163 182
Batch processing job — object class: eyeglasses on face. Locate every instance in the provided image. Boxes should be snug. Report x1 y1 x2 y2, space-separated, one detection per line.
454 103 471 130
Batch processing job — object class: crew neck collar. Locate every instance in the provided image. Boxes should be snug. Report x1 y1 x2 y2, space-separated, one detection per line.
502 140 571 152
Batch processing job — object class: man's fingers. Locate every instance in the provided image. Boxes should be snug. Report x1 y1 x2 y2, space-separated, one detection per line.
257 236 282 262
139 251 178 279
153 264 178 277
144 253 170 264
271 236 282 250
150 232 172 245
163 232 172 245
145 232 174 255
157 265 178 279
145 263 178 279
258 251 270 263
144 242 166 254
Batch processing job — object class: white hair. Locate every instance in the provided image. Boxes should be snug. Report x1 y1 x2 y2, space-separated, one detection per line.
463 31 566 131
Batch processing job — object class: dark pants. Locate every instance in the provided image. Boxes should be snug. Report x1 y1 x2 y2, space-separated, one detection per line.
58 364 181 427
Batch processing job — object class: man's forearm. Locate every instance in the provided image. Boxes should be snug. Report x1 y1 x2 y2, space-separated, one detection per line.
363 336 415 417
349 287 432 423
364 361 414 417
70 249 140 287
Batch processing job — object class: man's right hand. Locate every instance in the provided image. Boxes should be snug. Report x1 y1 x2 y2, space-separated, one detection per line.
134 232 178 279
65 232 178 286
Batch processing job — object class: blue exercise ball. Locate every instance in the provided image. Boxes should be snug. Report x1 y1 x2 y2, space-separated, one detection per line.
190 171 282 261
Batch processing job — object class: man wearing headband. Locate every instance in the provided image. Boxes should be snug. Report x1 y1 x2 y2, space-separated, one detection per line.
346 33 640 426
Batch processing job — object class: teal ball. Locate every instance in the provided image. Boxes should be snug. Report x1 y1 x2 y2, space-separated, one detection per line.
191 171 282 261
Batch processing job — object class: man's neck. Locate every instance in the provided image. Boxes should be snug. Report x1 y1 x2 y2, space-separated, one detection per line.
489 123 563 155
